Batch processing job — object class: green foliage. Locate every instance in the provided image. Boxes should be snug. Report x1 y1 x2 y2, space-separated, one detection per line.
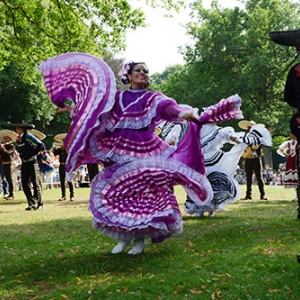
0 63 56 127
155 0 300 143
0 0 184 142
0 0 147 70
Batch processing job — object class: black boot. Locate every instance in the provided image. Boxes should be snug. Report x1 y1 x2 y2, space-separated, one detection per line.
297 207 300 220
36 202 43 210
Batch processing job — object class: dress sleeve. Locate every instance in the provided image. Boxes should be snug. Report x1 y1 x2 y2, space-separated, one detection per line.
155 99 192 123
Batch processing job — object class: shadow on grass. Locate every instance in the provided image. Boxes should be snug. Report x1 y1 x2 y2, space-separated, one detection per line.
1 217 182 299
1 204 300 299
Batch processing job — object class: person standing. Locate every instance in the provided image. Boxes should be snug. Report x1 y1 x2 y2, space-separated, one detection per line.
8 120 45 210
277 136 298 200
40 53 243 255
239 120 268 200
50 133 75 201
270 29 300 217
86 163 100 184
0 130 17 200
0 151 9 199
270 27 300 263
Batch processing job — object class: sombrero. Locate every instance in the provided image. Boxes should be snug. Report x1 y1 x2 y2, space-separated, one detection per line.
28 129 46 141
0 130 18 143
269 29 300 46
238 120 256 130
7 120 35 130
54 133 67 143
154 127 161 136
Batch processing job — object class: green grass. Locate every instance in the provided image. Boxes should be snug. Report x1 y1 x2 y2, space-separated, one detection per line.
1 185 300 299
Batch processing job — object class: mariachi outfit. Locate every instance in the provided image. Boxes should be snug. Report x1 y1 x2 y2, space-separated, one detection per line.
1 142 16 199
270 28 300 217
12 125 46 210
39 53 243 251
237 120 271 200
243 145 266 199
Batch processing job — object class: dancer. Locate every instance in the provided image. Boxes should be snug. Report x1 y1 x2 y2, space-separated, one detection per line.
39 53 243 255
277 136 298 200
185 123 243 217
161 121 272 217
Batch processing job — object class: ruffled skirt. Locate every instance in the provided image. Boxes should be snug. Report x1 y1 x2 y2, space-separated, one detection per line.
285 155 298 188
89 157 212 243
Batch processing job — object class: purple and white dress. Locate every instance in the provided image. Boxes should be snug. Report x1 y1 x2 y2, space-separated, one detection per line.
40 52 243 244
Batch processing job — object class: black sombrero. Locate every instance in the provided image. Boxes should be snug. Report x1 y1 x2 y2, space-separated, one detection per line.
269 29 300 46
7 120 35 130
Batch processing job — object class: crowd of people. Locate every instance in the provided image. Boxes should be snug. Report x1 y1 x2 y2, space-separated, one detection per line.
0 129 97 207
235 167 289 187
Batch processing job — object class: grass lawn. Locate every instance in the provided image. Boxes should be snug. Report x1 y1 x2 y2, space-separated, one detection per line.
0 184 299 299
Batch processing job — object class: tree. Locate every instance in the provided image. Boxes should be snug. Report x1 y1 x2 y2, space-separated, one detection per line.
0 0 146 71
0 0 184 145
0 0 185 71
0 63 54 125
158 0 300 146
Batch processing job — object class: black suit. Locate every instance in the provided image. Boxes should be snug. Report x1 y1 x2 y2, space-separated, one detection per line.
17 131 45 208
0 142 16 198
52 146 74 199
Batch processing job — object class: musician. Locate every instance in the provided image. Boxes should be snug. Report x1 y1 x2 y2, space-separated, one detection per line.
269 27 300 263
239 120 268 201
0 130 17 200
50 133 75 201
8 120 45 210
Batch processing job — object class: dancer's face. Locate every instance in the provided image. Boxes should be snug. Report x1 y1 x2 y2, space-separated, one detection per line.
128 64 149 89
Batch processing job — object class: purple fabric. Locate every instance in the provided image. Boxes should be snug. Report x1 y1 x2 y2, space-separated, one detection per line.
89 89 188 164
39 52 243 245
39 52 116 174
89 157 212 242
171 94 243 175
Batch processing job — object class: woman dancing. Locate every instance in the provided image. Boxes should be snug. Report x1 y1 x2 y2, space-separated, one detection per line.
39 53 243 255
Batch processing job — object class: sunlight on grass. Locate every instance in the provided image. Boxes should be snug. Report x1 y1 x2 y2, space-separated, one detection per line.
1 185 300 299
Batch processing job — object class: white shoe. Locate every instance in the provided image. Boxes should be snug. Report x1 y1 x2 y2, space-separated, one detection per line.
292 197 298 202
111 240 130 254
208 211 215 217
128 239 145 255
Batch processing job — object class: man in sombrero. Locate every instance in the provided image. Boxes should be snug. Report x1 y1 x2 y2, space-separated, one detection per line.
270 28 300 263
8 120 46 210
0 130 18 200
239 120 269 201
270 28 300 216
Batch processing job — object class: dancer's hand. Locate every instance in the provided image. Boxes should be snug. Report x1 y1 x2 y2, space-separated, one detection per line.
230 135 241 143
182 111 200 124
56 104 72 114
